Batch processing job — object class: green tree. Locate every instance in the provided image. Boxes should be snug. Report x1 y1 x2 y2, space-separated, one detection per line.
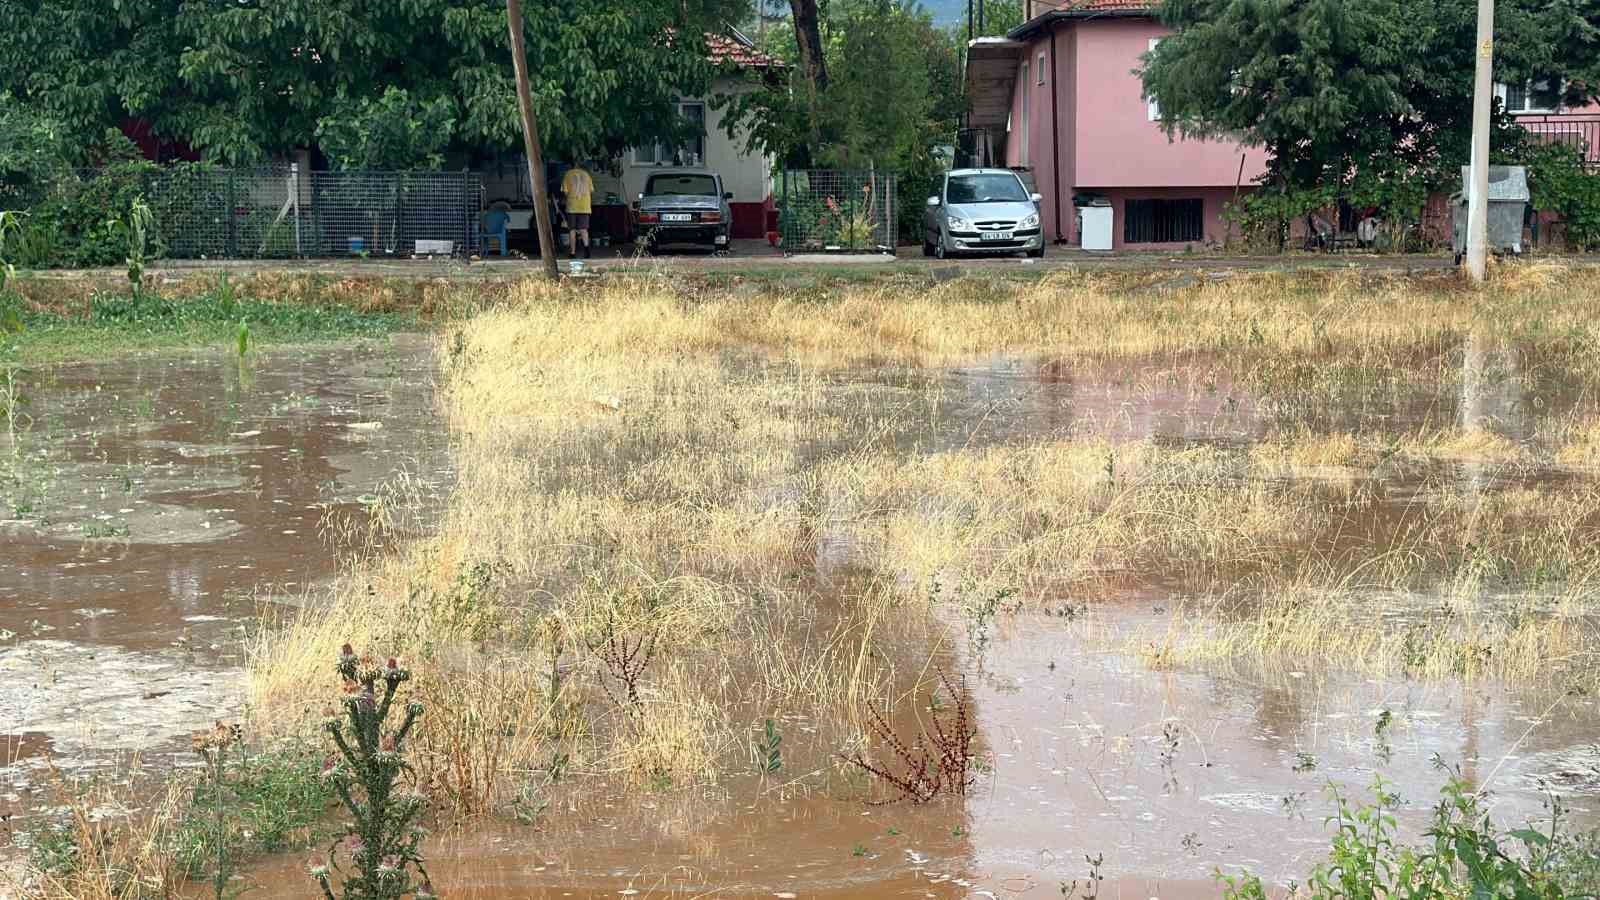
721 0 963 165
1141 0 1599 225
0 97 73 208
977 0 1026 37
718 0 963 238
0 0 750 165
317 89 458 171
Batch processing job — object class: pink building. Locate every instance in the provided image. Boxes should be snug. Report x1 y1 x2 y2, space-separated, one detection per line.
965 0 1267 250
967 0 1600 252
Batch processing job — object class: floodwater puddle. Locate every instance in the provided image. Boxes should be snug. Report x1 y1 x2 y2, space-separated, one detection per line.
0 338 448 818
8 339 1600 896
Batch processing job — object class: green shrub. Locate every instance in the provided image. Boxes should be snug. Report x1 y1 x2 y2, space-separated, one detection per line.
1219 774 1592 899
1522 142 1600 251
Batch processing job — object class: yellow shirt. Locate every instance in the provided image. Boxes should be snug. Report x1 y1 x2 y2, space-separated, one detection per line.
561 168 594 215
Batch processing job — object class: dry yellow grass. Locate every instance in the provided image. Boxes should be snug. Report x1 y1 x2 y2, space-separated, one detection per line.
240 264 1600 818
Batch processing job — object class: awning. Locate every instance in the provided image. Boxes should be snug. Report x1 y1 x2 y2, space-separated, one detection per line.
965 38 1025 132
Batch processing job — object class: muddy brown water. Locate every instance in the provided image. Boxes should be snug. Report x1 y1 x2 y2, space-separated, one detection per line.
0 338 447 784
6 341 1600 898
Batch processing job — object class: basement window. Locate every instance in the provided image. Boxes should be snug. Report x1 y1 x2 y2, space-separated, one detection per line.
1124 198 1203 244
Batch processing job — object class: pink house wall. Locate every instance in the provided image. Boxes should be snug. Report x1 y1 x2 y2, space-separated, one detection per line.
1072 19 1265 189
1000 15 1268 248
1003 31 1077 242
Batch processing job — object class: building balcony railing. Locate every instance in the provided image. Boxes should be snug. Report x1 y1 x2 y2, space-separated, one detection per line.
1515 114 1600 171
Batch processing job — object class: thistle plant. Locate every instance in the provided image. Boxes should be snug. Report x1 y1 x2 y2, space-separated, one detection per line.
190 721 240 900
312 644 433 900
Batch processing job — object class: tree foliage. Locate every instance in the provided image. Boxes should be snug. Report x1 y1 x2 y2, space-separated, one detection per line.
316 89 458 171
719 0 963 236
1141 0 1600 220
0 0 750 166
721 0 963 167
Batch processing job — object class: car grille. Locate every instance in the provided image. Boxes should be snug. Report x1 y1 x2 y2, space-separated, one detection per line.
974 220 1018 230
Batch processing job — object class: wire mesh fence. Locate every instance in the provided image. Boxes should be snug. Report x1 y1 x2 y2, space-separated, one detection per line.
776 170 897 253
39 167 485 261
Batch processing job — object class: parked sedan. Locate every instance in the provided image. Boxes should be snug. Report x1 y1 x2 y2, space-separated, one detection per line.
635 170 734 253
923 169 1045 259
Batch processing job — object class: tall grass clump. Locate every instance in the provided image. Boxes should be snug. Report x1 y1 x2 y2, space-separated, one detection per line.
243 264 1600 825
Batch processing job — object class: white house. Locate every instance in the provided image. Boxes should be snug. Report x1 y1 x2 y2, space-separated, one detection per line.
604 31 782 239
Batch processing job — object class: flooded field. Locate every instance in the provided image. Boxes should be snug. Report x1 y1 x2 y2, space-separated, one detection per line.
6 270 1600 898
1 338 447 797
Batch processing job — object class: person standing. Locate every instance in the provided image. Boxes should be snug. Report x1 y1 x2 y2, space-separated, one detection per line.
560 162 595 259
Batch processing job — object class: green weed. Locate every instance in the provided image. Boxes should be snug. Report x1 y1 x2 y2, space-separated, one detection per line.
1220 774 1592 899
171 738 334 883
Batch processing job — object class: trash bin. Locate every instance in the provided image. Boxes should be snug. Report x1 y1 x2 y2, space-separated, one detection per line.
1452 165 1528 262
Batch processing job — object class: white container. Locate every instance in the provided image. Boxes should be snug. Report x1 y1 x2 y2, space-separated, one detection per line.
1080 206 1114 252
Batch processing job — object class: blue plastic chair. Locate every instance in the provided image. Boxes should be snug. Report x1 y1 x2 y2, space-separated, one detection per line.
480 209 510 257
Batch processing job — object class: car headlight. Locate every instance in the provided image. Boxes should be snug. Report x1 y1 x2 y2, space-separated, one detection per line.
947 215 973 231
1020 213 1040 229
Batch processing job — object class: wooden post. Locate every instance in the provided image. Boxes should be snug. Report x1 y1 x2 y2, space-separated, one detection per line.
506 0 559 280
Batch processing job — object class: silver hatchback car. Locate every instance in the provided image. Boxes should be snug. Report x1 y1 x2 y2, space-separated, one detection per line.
923 169 1045 259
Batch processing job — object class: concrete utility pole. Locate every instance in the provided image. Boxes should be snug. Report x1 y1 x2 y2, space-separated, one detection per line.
1465 0 1494 283
506 0 560 281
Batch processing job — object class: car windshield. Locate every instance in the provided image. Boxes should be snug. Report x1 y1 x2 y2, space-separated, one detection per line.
647 174 718 197
945 174 1028 204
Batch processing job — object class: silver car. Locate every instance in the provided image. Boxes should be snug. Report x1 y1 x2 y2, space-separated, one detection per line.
635 169 734 253
923 168 1045 259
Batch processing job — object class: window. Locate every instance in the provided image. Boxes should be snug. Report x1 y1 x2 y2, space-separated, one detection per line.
1123 198 1203 244
633 102 707 165
1495 79 1561 114
646 173 718 196
1146 38 1162 121
1036 52 1046 85
946 173 1029 204
1019 61 1030 166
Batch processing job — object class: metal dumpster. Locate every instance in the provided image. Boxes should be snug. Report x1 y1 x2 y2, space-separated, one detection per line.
1452 165 1528 262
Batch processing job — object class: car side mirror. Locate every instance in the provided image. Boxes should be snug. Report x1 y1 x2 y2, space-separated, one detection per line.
723 192 734 200
926 196 940 207
1030 193 1043 204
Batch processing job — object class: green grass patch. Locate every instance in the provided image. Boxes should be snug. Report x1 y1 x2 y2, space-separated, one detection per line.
171 741 335 881
0 279 413 365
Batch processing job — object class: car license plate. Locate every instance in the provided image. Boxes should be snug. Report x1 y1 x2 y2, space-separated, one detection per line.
662 213 692 223
980 231 1013 241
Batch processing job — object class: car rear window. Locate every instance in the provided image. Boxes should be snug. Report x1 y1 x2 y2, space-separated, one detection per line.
647 174 718 196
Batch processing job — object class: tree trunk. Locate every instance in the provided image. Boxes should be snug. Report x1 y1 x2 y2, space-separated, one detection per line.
507 0 559 281
790 0 829 94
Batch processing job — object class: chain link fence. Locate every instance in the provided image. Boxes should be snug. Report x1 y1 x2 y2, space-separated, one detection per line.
33 166 485 261
776 170 897 253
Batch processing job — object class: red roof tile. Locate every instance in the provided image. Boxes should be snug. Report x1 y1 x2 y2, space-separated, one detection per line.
706 33 785 69
1035 0 1154 12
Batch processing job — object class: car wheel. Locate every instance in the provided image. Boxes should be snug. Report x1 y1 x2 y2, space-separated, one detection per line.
933 236 947 260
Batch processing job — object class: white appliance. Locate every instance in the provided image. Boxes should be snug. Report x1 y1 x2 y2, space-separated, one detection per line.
1080 205 1114 251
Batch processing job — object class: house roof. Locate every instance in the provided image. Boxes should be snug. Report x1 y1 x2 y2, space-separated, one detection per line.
1007 0 1156 40
706 30 785 69
963 0 1155 130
